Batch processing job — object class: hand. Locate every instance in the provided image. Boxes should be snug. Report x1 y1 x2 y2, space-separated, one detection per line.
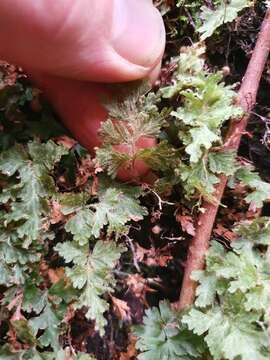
0 0 165 180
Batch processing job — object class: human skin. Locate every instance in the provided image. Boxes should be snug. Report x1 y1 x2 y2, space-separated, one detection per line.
0 0 165 179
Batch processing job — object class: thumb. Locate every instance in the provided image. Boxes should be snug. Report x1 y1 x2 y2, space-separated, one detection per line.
0 0 165 82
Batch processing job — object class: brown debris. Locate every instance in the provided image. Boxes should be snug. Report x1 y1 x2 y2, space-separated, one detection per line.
110 296 131 322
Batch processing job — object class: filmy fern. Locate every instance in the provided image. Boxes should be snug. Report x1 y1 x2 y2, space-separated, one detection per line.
55 240 126 335
198 0 253 40
183 217 270 359
0 137 146 355
135 218 270 359
96 82 173 178
134 301 208 360
0 1 267 357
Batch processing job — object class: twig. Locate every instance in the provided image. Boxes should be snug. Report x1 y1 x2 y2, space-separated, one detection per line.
125 236 141 272
176 9 270 310
144 185 175 210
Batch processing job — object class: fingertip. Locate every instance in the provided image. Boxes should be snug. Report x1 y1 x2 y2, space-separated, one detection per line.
111 0 165 72
29 73 158 182
114 136 156 181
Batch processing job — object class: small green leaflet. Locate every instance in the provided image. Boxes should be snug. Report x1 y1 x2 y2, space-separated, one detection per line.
56 240 126 335
208 151 237 176
65 186 147 241
65 209 94 245
178 160 219 200
182 218 270 359
29 302 62 351
191 271 218 308
91 187 148 237
0 141 67 247
134 301 208 360
198 0 252 40
185 125 220 163
22 280 47 314
235 167 270 208
182 306 269 360
0 242 40 286
164 46 241 166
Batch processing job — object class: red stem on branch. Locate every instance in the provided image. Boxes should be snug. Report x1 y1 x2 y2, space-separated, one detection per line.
176 9 270 311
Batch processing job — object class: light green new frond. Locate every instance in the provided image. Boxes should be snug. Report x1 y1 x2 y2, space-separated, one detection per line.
198 0 252 40
100 82 164 146
56 240 126 335
208 151 237 176
162 46 241 167
178 160 219 200
96 147 130 179
185 125 220 163
97 82 172 177
235 167 270 208
183 218 270 359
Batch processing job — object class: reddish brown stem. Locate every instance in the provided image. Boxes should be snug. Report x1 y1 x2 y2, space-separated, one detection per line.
176 9 270 311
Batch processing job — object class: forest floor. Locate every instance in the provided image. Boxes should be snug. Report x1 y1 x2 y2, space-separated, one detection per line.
0 2 270 360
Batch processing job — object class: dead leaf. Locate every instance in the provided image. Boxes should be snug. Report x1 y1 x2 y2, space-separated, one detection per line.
214 224 236 241
176 214 195 236
134 244 172 267
156 255 173 267
111 296 131 321
7 293 24 324
0 62 18 88
64 305 75 323
126 274 153 300
30 88 42 112
48 267 65 284
7 326 22 351
120 334 137 360
55 135 77 150
7 293 23 313
49 200 64 225
248 201 258 213
134 244 147 263
76 156 95 187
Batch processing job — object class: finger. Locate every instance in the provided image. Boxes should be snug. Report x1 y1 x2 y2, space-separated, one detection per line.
31 74 156 180
0 0 165 82
30 74 107 150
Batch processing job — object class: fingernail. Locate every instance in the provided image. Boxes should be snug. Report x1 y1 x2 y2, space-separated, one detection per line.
111 0 165 69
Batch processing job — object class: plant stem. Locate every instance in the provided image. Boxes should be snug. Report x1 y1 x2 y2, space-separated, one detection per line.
176 9 270 310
